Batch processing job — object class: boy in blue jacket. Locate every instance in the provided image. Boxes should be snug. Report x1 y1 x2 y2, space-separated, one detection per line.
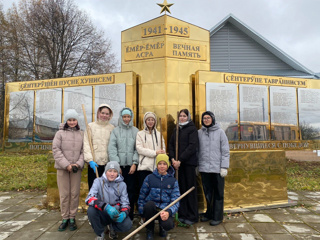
86 161 132 240
138 154 180 240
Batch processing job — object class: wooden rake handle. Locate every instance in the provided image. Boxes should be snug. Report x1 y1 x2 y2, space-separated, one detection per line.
82 104 99 178
122 186 195 240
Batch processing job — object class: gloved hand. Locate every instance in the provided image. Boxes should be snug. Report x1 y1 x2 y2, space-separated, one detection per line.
220 168 228 178
89 161 99 173
105 204 119 219
93 199 106 211
115 212 126 223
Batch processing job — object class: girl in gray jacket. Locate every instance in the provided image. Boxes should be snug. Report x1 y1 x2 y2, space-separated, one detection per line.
198 111 230 226
108 107 139 220
86 161 132 240
52 109 84 232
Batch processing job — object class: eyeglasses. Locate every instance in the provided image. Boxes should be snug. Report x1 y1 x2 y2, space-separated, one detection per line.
203 117 211 120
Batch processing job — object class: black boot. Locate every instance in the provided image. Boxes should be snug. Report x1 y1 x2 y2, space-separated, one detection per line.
146 229 154 240
210 220 222 226
69 218 77 231
58 219 69 231
159 226 167 237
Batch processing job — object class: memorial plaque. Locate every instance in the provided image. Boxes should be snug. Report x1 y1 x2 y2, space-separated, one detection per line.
240 85 268 123
95 84 126 126
298 88 320 140
64 86 92 130
270 86 297 140
8 91 34 142
35 89 62 142
205 83 237 132
239 85 269 141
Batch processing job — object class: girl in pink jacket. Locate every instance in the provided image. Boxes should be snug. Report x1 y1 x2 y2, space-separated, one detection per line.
52 109 84 232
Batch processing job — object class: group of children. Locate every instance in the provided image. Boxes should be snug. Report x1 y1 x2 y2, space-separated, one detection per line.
52 105 230 240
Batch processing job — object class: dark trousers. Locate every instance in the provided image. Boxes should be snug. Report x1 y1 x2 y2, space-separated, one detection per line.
138 170 152 192
121 166 136 220
88 164 105 190
87 206 132 236
200 172 225 221
143 201 174 231
178 164 198 222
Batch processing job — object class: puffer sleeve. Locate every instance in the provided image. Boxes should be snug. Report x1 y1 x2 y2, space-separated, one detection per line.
52 131 70 169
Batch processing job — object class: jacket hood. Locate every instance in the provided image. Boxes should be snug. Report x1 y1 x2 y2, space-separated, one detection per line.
152 166 175 179
102 172 124 183
118 107 134 128
201 111 215 127
201 122 221 132
143 112 157 130
96 103 113 121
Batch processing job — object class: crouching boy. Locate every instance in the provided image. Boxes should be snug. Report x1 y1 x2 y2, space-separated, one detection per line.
86 161 132 240
138 154 180 240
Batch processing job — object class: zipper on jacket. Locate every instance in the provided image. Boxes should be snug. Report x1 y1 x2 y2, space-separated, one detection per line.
152 132 156 170
160 176 163 205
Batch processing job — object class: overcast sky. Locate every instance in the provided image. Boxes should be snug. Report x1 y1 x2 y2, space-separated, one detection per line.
2 0 320 73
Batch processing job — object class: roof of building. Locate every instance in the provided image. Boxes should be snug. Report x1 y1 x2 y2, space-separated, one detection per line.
210 14 318 79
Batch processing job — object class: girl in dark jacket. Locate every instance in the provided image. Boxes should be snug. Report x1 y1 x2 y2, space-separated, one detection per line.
138 154 180 239
169 109 199 225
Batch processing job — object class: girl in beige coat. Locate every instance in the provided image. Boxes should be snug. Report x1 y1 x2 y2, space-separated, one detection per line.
83 104 115 189
52 109 84 232
136 112 165 190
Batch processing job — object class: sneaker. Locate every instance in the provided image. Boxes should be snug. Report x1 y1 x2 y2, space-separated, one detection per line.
178 218 185 223
146 229 154 240
58 219 69 231
159 226 167 237
69 218 77 231
95 232 105 240
209 220 222 226
108 225 118 239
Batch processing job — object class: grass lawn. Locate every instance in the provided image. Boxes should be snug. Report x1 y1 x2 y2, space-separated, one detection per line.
0 152 47 191
286 159 320 191
0 152 319 191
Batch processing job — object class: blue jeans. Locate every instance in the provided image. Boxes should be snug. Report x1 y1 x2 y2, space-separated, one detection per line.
87 206 132 236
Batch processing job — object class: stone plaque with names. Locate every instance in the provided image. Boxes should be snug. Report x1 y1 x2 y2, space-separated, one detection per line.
95 84 126 126
206 83 237 131
35 89 62 142
8 91 34 142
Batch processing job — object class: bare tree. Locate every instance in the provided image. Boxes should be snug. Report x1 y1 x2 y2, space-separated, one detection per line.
300 121 320 140
0 3 8 140
6 0 117 80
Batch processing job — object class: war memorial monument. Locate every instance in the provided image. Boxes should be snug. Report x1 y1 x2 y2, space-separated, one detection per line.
2 1 320 211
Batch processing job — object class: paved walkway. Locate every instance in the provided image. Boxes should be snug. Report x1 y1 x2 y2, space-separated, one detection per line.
0 191 320 240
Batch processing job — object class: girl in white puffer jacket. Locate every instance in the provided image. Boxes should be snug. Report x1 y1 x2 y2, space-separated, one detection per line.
136 112 165 190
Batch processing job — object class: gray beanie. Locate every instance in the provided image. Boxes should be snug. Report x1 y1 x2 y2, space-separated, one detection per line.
105 161 120 174
65 109 79 122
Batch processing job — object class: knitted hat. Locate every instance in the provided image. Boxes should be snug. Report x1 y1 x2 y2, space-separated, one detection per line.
156 154 170 167
65 109 79 122
105 161 120 174
144 112 156 122
121 109 132 116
